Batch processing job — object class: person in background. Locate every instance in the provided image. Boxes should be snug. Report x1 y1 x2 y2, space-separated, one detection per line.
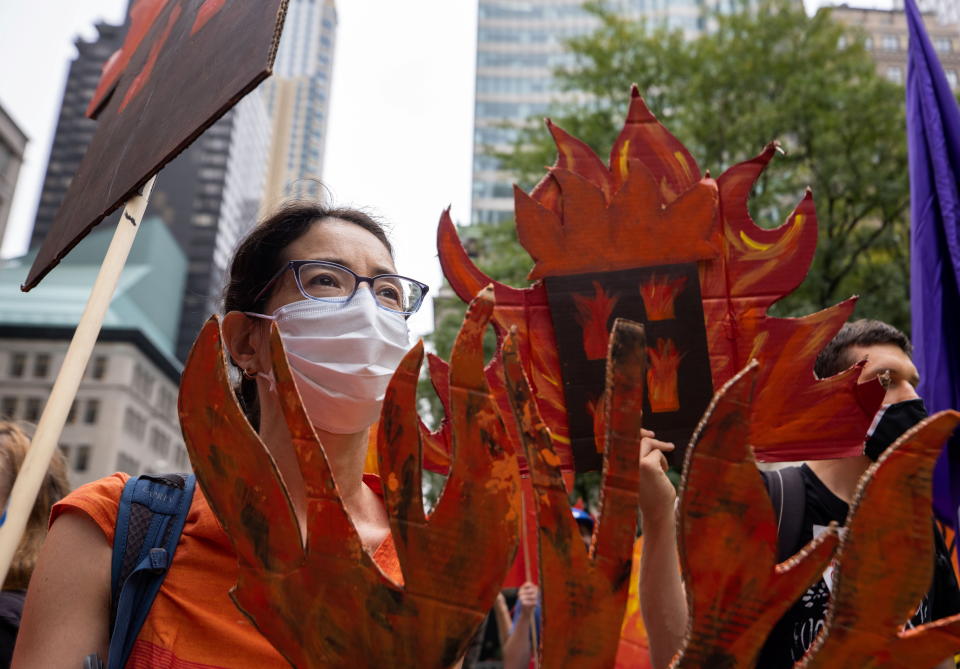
756 319 960 668
13 203 429 667
0 422 69 668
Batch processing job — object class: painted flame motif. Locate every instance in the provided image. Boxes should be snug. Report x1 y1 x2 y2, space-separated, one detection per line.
647 338 682 413
437 88 882 464
87 0 228 119
501 318 645 666
639 274 688 321
675 361 840 667
573 281 621 360
436 209 575 477
178 288 521 667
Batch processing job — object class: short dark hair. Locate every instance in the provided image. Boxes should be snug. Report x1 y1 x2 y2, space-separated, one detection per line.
222 200 393 428
814 319 912 379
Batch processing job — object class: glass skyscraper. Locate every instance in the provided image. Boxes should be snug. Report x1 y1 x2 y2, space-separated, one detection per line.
471 0 756 225
261 0 338 208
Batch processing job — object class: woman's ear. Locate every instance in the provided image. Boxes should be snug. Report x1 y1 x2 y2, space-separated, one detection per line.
222 311 265 374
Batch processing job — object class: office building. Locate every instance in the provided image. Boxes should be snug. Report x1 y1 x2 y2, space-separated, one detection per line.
0 103 27 250
261 0 337 210
29 22 125 248
910 0 959 26
0 217 187 487
831 4 960 88
471 0 760 225
28 13 272 361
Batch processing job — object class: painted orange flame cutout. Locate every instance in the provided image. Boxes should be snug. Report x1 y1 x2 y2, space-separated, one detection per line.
178 288 521 667
801 411 960 668
436 209 574 477
573 281 621 360
647 338 682 413
501 319 645 666
436 87 882 464
640 274 688 321
675 361 840 667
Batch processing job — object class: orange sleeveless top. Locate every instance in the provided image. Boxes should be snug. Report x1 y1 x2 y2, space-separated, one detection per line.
52 472 401 668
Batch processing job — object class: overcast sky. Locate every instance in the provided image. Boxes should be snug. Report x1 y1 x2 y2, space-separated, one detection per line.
0 0 892 335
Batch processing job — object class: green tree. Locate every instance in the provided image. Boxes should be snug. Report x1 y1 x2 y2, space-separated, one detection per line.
500 0 912 329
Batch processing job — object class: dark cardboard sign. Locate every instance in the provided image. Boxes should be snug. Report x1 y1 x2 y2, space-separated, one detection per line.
545 264 712 471
23 0 289 291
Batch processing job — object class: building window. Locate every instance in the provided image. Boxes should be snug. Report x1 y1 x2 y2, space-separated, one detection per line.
33 353 51 378
149 428 170 458
84 399 100 425
123 407 147 439
132 364 156 401
1 397 17 419
886 66 904 84
66 400 77 424
882 35 899 51
91 355 108 380
947 70 959 90
24 398 43 422
59 444 71 460
935 37 953 53
864 36 874 50
9 353 26 378
75 444 91 472
115 452 141 475
192 213 216 227
158 388 177 419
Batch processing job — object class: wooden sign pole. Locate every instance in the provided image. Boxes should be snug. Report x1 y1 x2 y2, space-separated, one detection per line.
520 496 540 669
0 176 156 585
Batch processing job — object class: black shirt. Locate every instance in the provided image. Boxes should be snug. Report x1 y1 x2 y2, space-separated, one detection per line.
756 465 960 668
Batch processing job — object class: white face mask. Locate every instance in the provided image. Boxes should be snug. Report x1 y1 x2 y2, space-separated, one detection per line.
246 289 411 434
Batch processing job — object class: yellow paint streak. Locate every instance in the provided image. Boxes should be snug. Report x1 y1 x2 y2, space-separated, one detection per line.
673 151 693 181
619 140 631 177
739 230 774 252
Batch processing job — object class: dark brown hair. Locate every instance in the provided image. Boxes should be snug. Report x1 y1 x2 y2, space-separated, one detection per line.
0 423 70 590
814 319 912 379
222 200 393 428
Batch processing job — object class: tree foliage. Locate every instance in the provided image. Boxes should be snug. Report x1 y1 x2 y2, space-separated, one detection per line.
500 0 912 329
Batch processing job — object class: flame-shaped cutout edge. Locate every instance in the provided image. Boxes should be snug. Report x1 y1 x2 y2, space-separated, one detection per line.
675 359 840 667
802 410 960 667
501 319 644 665
179 315 304 570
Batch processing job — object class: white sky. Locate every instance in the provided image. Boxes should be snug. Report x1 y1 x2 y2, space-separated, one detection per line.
0 0 891 336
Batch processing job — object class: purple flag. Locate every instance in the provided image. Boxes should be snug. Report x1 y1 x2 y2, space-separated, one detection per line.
905 0 960 528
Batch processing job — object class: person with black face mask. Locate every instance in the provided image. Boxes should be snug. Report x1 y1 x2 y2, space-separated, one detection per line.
755 319 960 669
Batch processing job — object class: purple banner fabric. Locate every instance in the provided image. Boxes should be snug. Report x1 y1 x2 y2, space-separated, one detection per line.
905 0 960 527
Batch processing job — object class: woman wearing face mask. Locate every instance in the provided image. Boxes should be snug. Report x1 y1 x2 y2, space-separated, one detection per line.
12 203 428 668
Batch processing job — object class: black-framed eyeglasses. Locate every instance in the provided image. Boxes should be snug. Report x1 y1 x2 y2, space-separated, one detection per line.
254 260 430 315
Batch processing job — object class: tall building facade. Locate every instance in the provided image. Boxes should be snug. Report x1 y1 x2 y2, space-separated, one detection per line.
0 103 27 250
909 0 960 26
471 0 755 225
28 12 272 361
831 4 960 89
29 22 125 248
261 0 337 210
0 217 187 487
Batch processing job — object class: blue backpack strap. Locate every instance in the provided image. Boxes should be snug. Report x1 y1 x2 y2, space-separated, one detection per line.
107 473 196 669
